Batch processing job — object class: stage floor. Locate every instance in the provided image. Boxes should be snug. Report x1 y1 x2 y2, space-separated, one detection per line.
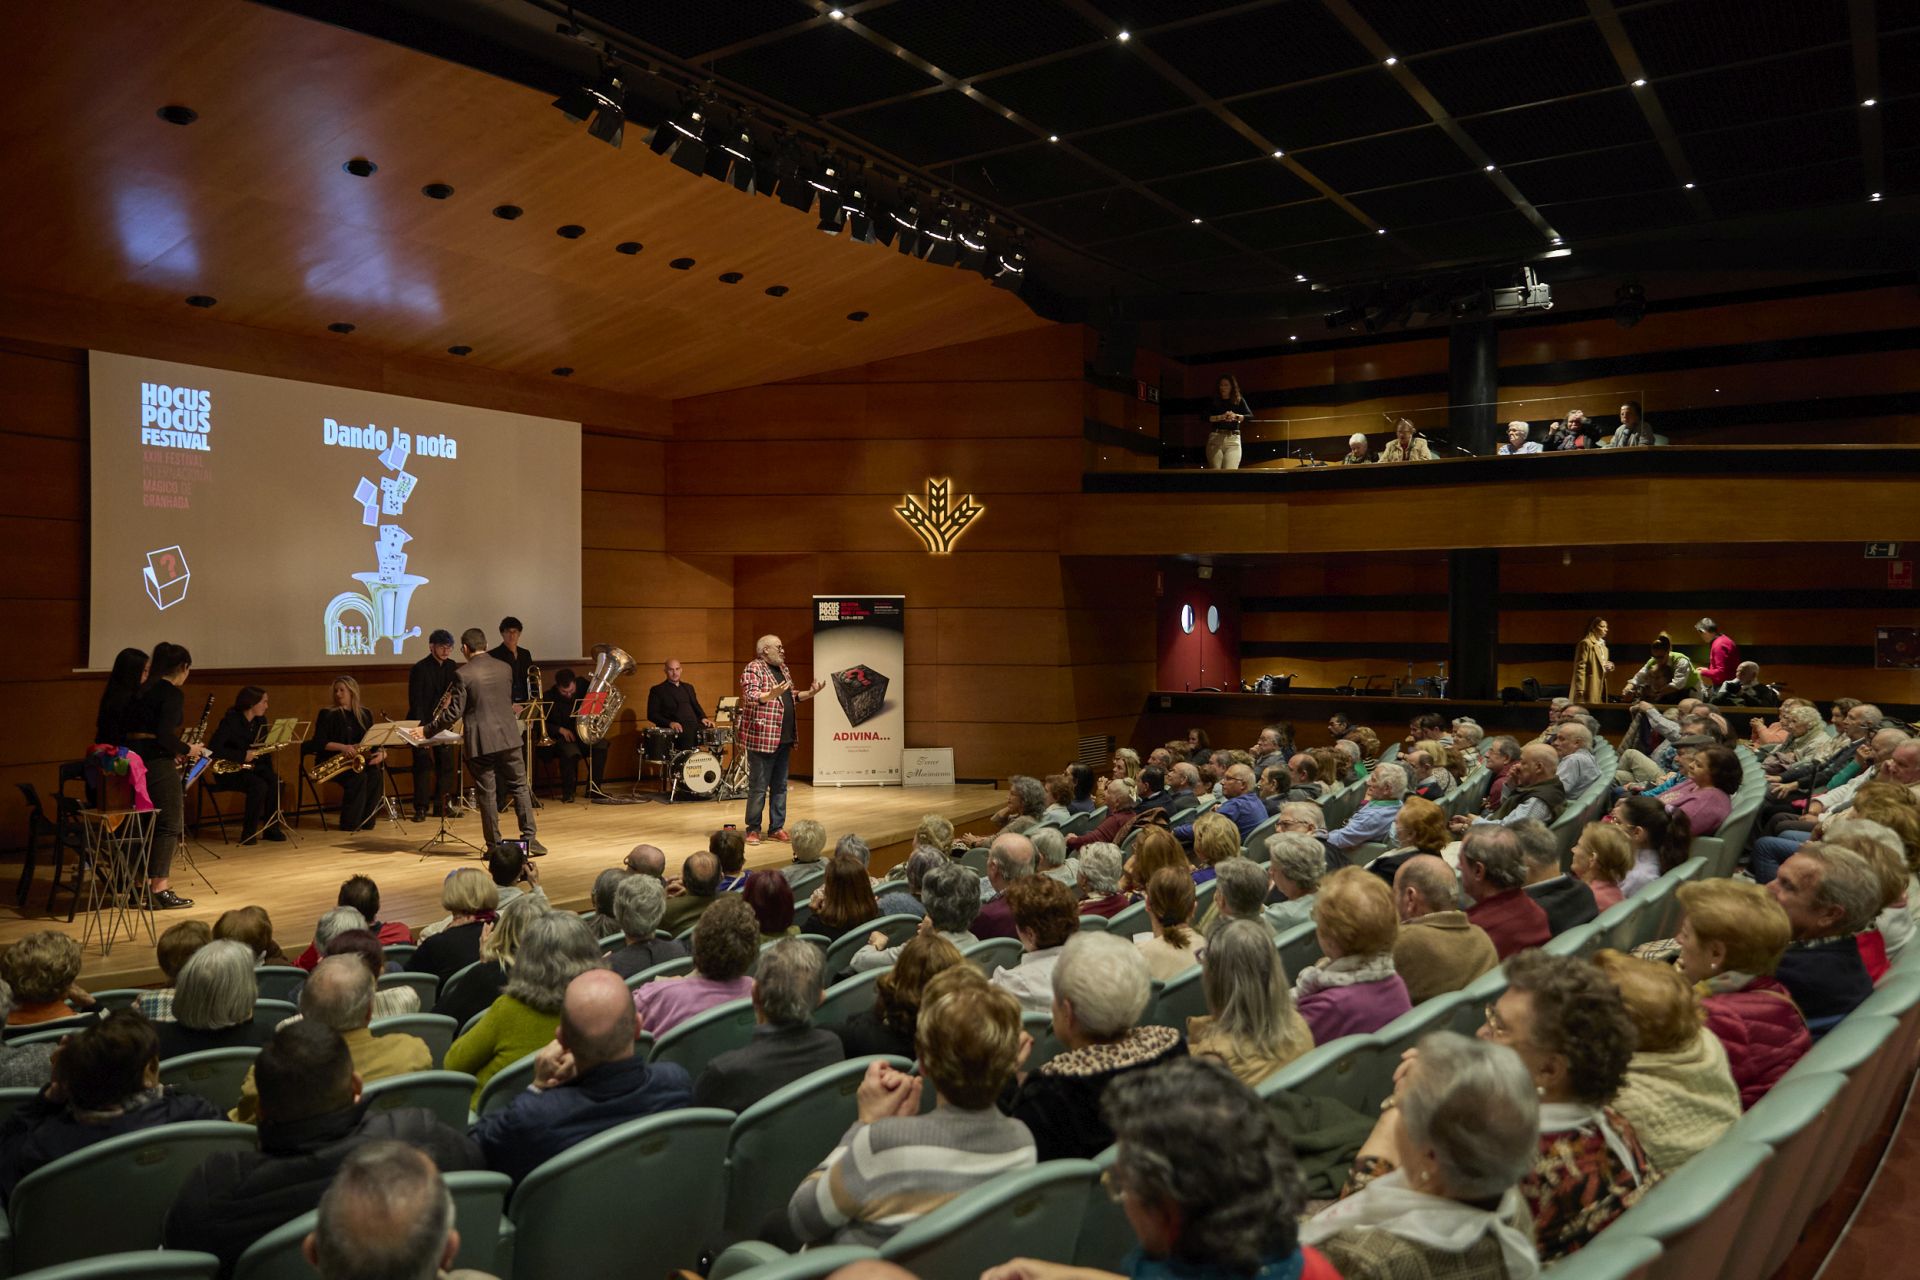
2 780 1004 989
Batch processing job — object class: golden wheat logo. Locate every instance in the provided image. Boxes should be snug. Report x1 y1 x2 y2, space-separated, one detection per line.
895 478 984 555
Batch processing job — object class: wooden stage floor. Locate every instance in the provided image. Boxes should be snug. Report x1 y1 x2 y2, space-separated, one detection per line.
2 781 1004 990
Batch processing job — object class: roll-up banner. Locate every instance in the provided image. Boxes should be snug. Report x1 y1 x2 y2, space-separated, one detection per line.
813 595 906 786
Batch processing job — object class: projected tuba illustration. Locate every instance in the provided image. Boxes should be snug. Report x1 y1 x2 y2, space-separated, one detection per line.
325 572 428 656
576 643 633 743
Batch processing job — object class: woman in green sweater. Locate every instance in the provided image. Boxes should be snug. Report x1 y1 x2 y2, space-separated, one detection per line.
446 911 605 1103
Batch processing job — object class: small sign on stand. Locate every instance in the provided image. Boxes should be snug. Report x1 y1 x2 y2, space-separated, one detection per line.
903 748 954 788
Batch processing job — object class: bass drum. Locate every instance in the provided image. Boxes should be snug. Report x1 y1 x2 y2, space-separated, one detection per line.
677 750 722 796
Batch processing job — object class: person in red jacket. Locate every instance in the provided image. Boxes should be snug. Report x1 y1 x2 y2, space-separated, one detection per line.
1460 827 1551 959
1674 879 1812 1108
293 876 412 969
1695 617 1740 689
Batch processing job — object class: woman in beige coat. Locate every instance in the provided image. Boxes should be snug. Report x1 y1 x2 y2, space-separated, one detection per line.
1571 616 1613 704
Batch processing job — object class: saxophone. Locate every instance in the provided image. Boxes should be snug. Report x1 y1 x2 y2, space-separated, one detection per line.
309 747 365 787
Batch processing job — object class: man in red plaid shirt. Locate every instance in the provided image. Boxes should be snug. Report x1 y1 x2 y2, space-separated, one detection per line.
739 634 823 844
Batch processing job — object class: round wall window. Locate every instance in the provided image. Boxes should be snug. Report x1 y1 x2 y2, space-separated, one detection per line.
1206 605 1220 634
1179 604 1195 634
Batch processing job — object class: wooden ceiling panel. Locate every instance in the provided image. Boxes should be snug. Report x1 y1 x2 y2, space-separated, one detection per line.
0 0 1051 399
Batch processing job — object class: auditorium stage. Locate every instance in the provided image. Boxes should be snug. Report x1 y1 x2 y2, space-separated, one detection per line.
1 781 1005 990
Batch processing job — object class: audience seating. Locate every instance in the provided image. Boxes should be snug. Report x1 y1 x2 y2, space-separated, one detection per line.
956 846 990 875
86 989 145 1013
649 997 757 1077
710 1244 878 1280
1075 913 1109 933
156 1047 260 1112
1536 1234 1661 1279
8 1253 222 1280
877 1159 1099 1280
376 970 439 1005
360 1069 479 1131
5 1014 94 1045
961 937 1023 975
1021 1011 1068 1073
1726 1072 1848 1277
813 969 884 1030
0 1121 257 1273
721 1055 911 1245
250 1000 297 1036
823 913 921 979
786 864 827 897
230 1169 512 1280
625 955 696 989
370 1012 458 1068
1240 813 1280 857
0 1086 39 1128
506 1109 733 1277
1148 965 1206 1030
1192 879 1218 919
1106 900 1151 938
438 960 497 1010
1073 1144 1131 1273
1602 1141 1771 1280
1277 920 1322 979
382 942 417 966
471 1050 540 1120
252 967 305 1004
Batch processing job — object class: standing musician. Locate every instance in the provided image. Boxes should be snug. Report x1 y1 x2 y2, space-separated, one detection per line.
646 658 712 753
540 667 609 803
314 676 388 833
209 685 283 845
407 628 461 821
489 616 535 703
738 634 823 846
122 641 203 909
412 627 544 854
1375 418 1434 463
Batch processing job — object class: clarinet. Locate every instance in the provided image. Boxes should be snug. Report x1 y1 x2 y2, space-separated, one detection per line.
177 694 213 767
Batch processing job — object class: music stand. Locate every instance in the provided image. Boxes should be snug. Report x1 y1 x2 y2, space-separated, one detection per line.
403 721 480 856
253 718 309 846
359 722 420 832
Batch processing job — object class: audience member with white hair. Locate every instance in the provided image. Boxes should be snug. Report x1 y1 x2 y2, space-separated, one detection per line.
694 937 843 1112
1327 762 1407 855
1459 827 1551 959
854 860 981 972
1302 1032 1541 1279
1341 432 1371 464
1003 932 1185 1161
1196 855 1272 934
971 832 1037 940
1769 843 1882 1034
1174 764 1266 844
1546 720 1599 796
154 939 268 1059
1265 831 1328 932
1187 920 1313 1086
1453 743 1566 834
232 955 432 1123
1390 855 1497 1004
1074 843 1132 917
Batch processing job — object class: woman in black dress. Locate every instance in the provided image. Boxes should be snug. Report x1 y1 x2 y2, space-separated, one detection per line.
314 676 388 832
93 647 147 747
208 685 282 845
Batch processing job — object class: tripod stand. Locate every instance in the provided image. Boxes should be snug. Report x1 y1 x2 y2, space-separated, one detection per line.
418 738 481 857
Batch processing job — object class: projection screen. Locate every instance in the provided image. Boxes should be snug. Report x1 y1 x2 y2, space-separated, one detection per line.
87 351 581 670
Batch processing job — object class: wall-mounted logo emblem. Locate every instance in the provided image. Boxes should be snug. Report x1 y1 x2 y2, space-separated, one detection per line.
895 478 983 555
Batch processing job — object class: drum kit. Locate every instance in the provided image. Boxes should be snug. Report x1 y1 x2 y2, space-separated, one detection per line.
641 698 748 802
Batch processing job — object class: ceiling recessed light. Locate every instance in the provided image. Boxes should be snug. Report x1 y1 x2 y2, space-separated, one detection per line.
765 285 790 297
668 257 695 270
447 345 472 357
327 322 355 334
1117 29 1130 41
1049 134 1060 142
615 241 642 255
1295 274 1307 282
828 7 845 18
1376 227 1386 234
1383 56 1398 66
551 367 574 377
1632 78 1647 87
1272 149 1285 158
1543 248 1572 258
184 294 216 308
1863 98 1877 107
421 182 454 200
156 105 198 126
1871 192 1883 201
1484 164 1496 172
718 271 743 284
1684 182 1695 189
847 310 870 322
342 158 377 178
493 204 523 220
556 224 586 239
1289 335 1297 341
1191 217 1202 224
1551 236 1562 244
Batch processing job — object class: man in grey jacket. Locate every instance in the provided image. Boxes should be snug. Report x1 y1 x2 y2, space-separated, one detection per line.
414 627 542 853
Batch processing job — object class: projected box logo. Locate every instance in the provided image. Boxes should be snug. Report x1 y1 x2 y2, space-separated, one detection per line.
143 545 191 610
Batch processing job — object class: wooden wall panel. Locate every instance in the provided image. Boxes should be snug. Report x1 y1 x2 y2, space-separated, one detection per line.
1498 289 1920 365
1184 338 1449 396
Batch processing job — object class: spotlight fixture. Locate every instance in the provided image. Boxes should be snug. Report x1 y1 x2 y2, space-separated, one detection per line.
1375 227 1386 235
651 106 708 170
957 219 992 273
1871 191 1883 201
990 248 1026 294
1190 217 1202 224
1295 274 1307 282
421 183 454 199
552 68 626 147
185 295 217 308
1272 149 1284 158
1049 134 1060 143
447 345 473 356
551 84 597 122
714 121 759 192
1289 335 1297 341
1484 164 1496 172
920 210 958 266
777 155 817 213
342 158 377 177
1612 281 1646 329
327 322 355 334
891 202 922 257
156 105 198 126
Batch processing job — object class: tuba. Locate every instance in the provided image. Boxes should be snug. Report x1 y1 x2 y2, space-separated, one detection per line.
576 643 633 744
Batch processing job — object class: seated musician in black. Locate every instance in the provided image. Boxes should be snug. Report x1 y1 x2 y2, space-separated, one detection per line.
208 685 284 845
541 668 609 803
645 659 712 754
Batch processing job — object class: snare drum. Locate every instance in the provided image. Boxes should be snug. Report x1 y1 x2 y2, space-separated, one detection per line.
698 725 733 754
678 750 722 796
641 727 675 763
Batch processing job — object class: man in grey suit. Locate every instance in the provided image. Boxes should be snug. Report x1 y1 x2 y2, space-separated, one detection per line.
411 627 543 854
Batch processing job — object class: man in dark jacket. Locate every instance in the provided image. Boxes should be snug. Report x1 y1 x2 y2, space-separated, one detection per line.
694 938 842 1112
0 1010 219 1202
1515 820 1598 936
1769 844 1879 1038
163 1020 479 1275
470 969 691 1183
